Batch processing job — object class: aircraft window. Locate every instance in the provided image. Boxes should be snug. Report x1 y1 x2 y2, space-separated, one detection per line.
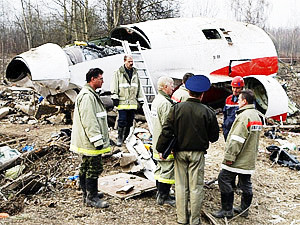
226 37 233 45
202 29 221 40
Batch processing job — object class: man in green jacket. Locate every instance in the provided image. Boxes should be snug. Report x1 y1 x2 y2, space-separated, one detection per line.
70 68 111 208
110 55 144 146
213 89 262 218
151 76 175 206
157 75 219 225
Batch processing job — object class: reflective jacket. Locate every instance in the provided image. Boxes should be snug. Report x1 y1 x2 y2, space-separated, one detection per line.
157 98 219 153
70 84 111 156
151 90 174 161
171 84 189 103
110 65 144 110
223 94 239 140
221 104 262 174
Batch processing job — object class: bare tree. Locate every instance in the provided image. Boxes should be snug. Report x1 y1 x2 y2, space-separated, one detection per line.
98 0 179 33
180 0 219 18
20 0 32 49
230 0 270 28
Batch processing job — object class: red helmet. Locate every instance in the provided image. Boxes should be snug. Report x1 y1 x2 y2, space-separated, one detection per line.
231 76 245 87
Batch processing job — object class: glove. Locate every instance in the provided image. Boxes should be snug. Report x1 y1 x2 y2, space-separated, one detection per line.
96 145 103 150
112 99 119 107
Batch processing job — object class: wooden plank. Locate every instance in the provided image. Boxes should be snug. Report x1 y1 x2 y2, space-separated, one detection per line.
0 137 27 147
98 173 156 200
202 209 220 225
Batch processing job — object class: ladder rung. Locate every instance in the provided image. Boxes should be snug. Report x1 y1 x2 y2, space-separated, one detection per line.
137 68 146 70
139 76 149 79
134 60 144 62
132 52 141 55
145 94 155 96
142 85 153 87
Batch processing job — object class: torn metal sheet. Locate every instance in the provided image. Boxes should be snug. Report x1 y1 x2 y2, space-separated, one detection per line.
126 130 156 181
98 173 156 199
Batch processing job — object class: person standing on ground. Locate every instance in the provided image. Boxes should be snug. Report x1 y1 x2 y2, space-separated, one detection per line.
171 72 194 103
110 55 144 146
151 76 176 207
70 68 111 208
212 89 262 219
223 76 245 141
157 75 219 225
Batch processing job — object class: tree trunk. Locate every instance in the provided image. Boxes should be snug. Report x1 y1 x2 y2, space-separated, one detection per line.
20 0 32 49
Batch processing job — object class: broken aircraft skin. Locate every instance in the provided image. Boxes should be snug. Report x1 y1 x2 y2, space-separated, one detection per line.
6 17 288 121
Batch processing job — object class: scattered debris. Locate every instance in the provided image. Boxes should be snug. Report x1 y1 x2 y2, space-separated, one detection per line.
98 173 155 200
126 129 156 181
267 144 300 170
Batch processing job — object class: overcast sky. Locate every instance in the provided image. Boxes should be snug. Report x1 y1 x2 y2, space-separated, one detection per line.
180 0 300 28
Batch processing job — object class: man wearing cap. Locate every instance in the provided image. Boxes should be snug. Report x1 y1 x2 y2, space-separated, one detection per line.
171 72 194 103
223 76 245 141
110 55 144 146
212 89 262 219
151 76 175 207
157 75 219 225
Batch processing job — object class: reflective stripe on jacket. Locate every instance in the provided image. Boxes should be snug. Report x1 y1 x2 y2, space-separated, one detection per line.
70 84 111 156
151 90 174 161
221 104 262 174
223 94 239 140
171 85 190 103
110 65 143 110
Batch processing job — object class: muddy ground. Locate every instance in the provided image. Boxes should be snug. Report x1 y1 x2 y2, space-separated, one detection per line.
1 67 300 225
0 121 300 225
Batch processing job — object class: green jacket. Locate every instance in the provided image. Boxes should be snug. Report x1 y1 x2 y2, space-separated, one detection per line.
110 65 144 110
171 84 189 103
70 84 111 156
151 90 174 161
221 104 262 174
157 98 219 152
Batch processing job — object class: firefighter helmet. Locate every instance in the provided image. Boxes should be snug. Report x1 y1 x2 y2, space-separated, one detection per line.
231 76 245 87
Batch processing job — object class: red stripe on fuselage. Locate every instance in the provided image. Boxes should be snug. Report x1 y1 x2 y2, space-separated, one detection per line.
270 113 287 122
210 56 278 77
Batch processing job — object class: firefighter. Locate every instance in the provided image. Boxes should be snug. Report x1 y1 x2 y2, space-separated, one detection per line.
70 68 111 208
171 72 194 103
223 76 245 141
151 76 175 206
213 89 262 219
223 76 245 191
110 55 144 146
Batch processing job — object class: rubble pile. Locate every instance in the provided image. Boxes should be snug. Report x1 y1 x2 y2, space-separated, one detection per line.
0 86 70 125
277 63 300 124
0 130 75 216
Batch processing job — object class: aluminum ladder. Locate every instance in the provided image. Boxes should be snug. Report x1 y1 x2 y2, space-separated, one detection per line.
122 40 157 134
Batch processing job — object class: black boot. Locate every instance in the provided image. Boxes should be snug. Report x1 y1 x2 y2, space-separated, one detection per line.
79 174 87 203
212 192 234 218
233 193 253 217
124 126 131 141
79 174 103 203
156 182 175 207
116 127 125 146
86 178 109 208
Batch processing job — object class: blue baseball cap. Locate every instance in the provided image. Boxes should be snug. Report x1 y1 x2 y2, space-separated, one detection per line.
185 75 211 92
